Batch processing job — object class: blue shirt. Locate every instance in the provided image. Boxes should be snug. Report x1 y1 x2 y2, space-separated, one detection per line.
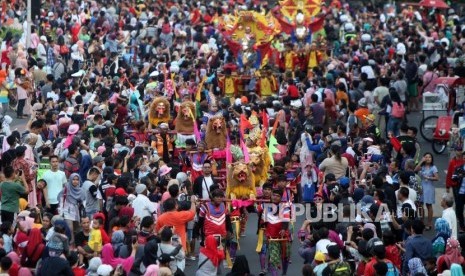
403 235 433 275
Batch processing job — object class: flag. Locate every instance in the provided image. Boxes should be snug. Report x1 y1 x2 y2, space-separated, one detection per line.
171 73 179 100
188 108 201 143
226 134 232 164
240 114 253 131
262 110 269 131
241 139 250 163
268 135 280 166
196 76 207 102
308 16 325 33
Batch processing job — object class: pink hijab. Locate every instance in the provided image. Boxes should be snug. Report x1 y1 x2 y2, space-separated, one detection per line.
18 268 32 276
144 265 159 276
444 237 465 267
7 252 20 264
101 243 134 274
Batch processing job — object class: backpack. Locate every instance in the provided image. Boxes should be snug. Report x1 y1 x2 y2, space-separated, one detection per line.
391 102 405 118
328 261 352 276
386 262 400 276
158 244 185 276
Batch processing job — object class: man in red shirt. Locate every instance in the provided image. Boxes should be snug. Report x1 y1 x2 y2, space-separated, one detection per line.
446 146 465 205
198 189 233 257
114 96 128 144
364 241 399 276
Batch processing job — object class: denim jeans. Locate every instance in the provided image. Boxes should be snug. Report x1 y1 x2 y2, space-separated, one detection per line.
387 116 402 137
16 99 25 117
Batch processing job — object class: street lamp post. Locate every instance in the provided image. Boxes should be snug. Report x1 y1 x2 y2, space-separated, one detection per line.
26 0 31 48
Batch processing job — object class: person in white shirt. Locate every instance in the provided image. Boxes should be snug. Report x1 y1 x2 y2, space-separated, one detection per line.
37 36 48 64
132 184 157 220
396 186 416 218
42 155 68 215
193 160 217 200
442 193 458 238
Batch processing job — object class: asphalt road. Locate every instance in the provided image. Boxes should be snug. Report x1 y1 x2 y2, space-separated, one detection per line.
183 111 450 275
7 108 448 275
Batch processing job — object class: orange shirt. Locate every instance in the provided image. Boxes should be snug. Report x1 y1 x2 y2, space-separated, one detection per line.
354 108 370 125
336 90 349 105
155 210 195 251
0 69 6 85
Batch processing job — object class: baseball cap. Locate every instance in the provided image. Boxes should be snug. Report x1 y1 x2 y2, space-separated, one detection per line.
115 188 127 196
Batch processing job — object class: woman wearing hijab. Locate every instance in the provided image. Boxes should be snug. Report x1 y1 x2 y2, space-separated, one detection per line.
432 218 452 257
451 263 464 276
144 265 159 276
226 255 253 276
13 221 29 255
59 173 85 244
87 257 102 276
7 251 21 276
21 228 45 268
101 243 137 275
363 223 378 238
438 237 465 273
408 258 428 275
111 230 129 258
196 235 225 276
23 133 39 206
142 239 159 270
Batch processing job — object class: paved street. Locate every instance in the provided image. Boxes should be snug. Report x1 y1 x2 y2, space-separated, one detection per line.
184 110 451 275
6 108 450 275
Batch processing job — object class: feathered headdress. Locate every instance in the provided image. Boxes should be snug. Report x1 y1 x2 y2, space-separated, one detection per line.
230 145 244 162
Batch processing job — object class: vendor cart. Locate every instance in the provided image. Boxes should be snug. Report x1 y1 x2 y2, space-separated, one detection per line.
419 77 465 142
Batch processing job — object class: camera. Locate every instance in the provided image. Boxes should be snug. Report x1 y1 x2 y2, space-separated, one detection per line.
452 166 465 182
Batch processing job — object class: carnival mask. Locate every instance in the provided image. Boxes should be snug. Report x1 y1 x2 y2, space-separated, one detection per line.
212 118 223 133
157 103 166 117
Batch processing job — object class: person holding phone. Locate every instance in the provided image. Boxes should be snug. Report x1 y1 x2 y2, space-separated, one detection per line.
157 227 185 275
0 166 29 224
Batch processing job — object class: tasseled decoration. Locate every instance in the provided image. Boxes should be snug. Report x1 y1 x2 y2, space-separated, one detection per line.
256 228 264 253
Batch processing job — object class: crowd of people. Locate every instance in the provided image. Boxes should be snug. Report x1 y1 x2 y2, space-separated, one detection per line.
0 0 464 275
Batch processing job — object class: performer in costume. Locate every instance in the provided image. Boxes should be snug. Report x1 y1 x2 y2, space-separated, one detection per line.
283 43 297 73
190 141 212 182
256 70 278 99
256 182 273 275
218 69 239 101
204 112 228 160
226 145 256 252
257 188 291 276
178 138 196 174
198 189 234 265
174 100 197 148
148 97 171 127
153 123 174 163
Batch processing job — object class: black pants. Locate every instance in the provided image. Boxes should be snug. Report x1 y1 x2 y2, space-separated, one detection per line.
46 203 59 215
1 210 14 224
457 192 465 229
17 99 25 117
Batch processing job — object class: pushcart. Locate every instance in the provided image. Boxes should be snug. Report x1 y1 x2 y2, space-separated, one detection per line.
419 77 465 142
431 116 452 154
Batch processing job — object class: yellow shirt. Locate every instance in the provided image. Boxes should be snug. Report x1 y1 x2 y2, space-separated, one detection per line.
260 78 272 96
225 77 235 96
285 52 295 70
308 51 317 69
89 228 102 252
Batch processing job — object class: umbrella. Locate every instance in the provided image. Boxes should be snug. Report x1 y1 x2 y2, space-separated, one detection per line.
418 0 449 9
